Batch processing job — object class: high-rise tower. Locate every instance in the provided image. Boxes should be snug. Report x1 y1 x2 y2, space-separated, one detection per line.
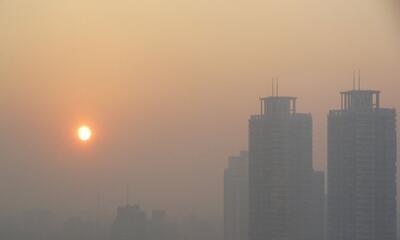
327 89 397 240
248 96 313 240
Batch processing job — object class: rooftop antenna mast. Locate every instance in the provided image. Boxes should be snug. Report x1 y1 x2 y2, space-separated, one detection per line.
353 70 356 90
358 69 361 90
276 78 279 97
272 78 275 97
126 184 130 206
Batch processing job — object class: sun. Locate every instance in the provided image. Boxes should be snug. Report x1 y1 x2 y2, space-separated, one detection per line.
78 125 92 142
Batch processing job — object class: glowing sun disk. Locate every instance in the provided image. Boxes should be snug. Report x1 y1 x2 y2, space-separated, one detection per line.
78 126 92 142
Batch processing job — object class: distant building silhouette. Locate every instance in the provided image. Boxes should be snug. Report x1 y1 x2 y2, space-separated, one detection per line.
63 217 95 240
149 210 179 240
327 89 397 240
224 151 248 240
311 170 326 240
110 204 181 240
20 209 60 240
110 205 147 240
181 215 220 240
149 210 167 240
0 209 61 240
248 95 314 240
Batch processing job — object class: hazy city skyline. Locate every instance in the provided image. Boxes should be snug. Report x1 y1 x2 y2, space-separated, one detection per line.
0 0 400 232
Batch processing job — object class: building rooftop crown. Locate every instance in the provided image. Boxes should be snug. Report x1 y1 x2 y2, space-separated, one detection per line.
260 96 297 115
340 89 380 111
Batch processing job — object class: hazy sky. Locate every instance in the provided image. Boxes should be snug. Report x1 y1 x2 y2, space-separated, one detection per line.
0 0 399 224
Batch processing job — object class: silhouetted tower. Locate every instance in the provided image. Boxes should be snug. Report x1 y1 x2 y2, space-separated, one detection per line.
328 89 397 240
249 95 313 240
224 151 248 240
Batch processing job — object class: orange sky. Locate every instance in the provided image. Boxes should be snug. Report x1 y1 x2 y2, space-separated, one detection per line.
0 0 399 224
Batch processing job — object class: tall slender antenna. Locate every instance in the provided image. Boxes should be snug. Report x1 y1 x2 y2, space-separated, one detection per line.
272 78 275 97
260 98 263 115
276 78 279 96
358 69 361 90
353 70 356 90
126 184 130 206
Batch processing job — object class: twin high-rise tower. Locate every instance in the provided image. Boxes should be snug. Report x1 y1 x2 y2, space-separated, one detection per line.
328 90 397 240
226 86 397 240
249 96 314 240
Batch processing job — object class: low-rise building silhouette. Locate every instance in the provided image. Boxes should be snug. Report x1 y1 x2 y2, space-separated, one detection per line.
110 205 147 240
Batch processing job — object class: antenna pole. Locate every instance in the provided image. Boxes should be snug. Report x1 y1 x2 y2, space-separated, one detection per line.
126 184 130 206
358 69 361 90
276 78 279 96
260 98 263 115
353 70 356 90
272 78 275 97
